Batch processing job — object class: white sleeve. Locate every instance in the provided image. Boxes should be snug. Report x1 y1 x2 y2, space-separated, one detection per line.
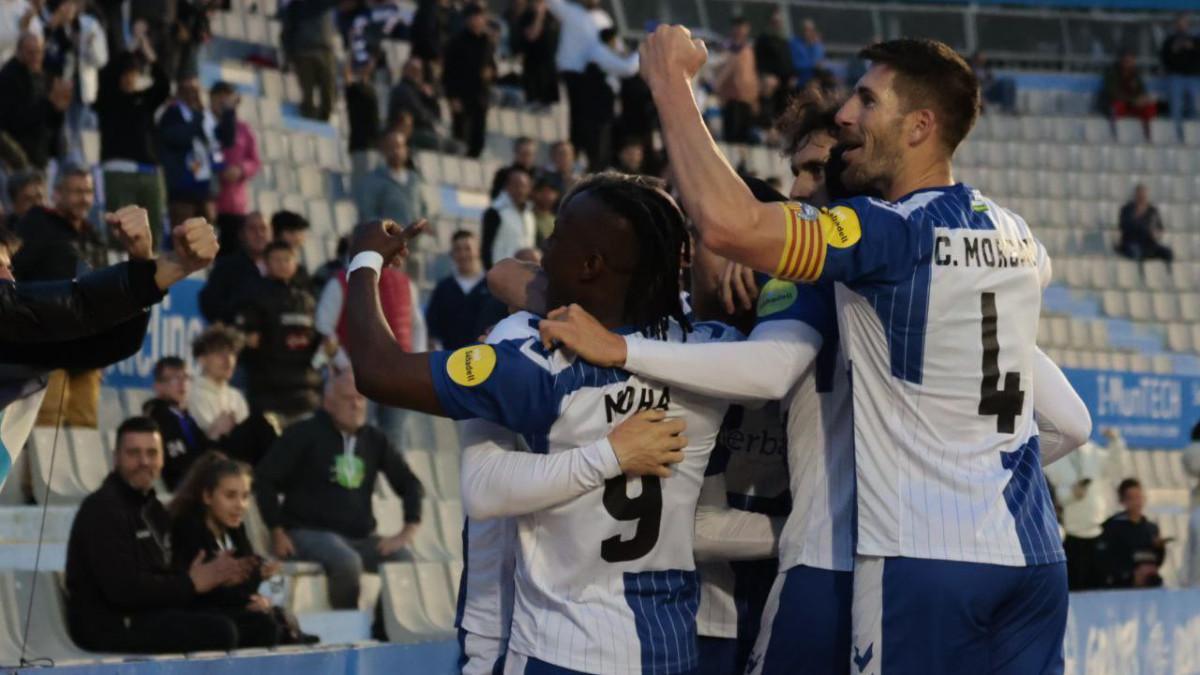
314 278 344 337
1035 347 1093 466
188 390 218 434
459 419 623 519
623 320 821 402
589 43 639 77
409 283 428 352
693 471 782 563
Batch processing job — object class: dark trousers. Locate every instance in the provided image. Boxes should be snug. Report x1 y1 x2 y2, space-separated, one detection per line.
72 607 279 653
290 49 336 121
578 117 613 172
723 100 755 143
522 58 559 106
562 72 587 156
1063 534 1105 591
215 213 246 258
452 101 488 158
1116 238 1174 270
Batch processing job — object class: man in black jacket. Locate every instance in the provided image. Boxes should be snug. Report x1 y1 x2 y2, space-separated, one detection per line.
199 211 271 324
0 32 72 169
442 5 496 158
385 57 461 154
234 242 321 423
65 416 255 653
144 356 219 491
424 230 507 350
255 369 424 609
96 46 172 250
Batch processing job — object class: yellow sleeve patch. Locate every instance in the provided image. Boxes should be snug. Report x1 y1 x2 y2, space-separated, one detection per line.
775 202 827 282
819 206 862 249
447 345 497 387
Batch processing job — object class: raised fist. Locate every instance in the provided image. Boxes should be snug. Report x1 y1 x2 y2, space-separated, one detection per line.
105 205 153 260
639 24 708 92
172 217 219 273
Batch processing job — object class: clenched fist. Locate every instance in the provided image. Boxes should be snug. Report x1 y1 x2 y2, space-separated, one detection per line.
639 24 708 93
348 219 427 269
105 205 153 260
172 217 219 273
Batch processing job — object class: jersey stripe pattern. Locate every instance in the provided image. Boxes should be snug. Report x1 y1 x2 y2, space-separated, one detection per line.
815 184 1063 567
430 312 739 674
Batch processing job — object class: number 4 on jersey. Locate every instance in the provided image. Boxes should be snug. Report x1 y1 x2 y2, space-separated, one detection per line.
978 292 1025 434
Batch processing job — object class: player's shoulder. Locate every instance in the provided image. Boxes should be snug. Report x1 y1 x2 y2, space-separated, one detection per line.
679 319 745 344
484 311 541 345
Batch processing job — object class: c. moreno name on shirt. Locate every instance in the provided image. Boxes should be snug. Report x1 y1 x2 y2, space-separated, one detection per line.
933 232 1039 270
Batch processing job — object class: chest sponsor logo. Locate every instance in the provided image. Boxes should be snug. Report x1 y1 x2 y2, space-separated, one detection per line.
447 344 497 387
604 385 670 423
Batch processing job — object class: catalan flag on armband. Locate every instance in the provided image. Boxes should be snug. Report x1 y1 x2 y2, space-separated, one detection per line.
775 203 828 283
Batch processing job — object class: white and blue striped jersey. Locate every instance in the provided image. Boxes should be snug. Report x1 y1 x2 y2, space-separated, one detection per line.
455 512 518 641
695 402 789 640
778 183 1061 567
430 312 739 674
757 280 856 574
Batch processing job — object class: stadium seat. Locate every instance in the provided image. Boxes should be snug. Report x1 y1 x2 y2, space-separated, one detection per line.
28 429 90 504
1179 294 1200 322
1101 290 1127 318
1151 294 1179 323
432 452 459 500
380 562 446 642
12 571 94 662
435 501 463 560
402 451 435 497
66 429 109 495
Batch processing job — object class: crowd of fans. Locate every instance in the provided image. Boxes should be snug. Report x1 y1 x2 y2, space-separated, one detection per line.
0 0 1196 657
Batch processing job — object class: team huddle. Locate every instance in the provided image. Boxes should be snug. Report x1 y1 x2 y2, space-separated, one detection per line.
343 28 1091 675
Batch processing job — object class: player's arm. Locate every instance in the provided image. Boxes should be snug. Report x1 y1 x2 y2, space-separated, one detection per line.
693 458 783 563
642 31 798 276
460 411 687 519
344 220 446 416
1033 347 1092 465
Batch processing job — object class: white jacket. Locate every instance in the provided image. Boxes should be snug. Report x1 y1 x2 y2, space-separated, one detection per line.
488 192 536 265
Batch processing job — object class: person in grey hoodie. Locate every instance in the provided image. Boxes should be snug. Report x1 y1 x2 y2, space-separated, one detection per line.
354 129 429 231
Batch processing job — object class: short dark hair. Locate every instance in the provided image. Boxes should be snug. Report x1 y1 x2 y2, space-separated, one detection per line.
857 38 980 154
534 178 559 192
193 324 244 358
730 16 749 28
264 240 295 257
54 163 91 189
451 230 476 243
209 80 236 98
7 170 45 202
116 416 161 449
152 356 186 381
775 90 839 157
271 210 310 233
514 136 534 149
1118 478 1142 500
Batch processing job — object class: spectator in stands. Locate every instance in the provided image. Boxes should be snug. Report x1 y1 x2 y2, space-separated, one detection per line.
199 211 271 324
789 18 824 88
517 0 560 107
3 169 45 228
612 137 645 174
345 61 381 193
425 230 507 350
255 369 425 610
157 76 217 229
574 27 639 171
235 241 321 425
146 356 216 491
41 0 107 163
272 210 312 286
66 416 255 654
542 139 579 193
13 165 109 428
490 136 539 199
95 43 171 250
189 325 252 441
755 7 793 107
1102 50 1158 141
355 130 430 235
1116 183 1173 269
211 81 261 258
614 74 658 169
168 452 291 648
442 4 496 158
1099 478 1165 588
386 56 463 154
1045 428 1124 590
547 0 613 163
409 0 454 66
310 234 349 296
482 166 535 268
972 51 1017 115
1161 13 1200 141
0 1 41 62
0 31 71 169
531 177 559 246
716 17 759 144
281 0 338 121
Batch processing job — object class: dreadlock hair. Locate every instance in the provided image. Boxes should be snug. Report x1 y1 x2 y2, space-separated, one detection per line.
559 171 691 340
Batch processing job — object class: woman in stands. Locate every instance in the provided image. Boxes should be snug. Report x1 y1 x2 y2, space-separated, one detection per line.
169 452 311 647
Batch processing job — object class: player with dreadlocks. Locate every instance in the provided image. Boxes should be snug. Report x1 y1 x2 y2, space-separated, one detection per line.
344 171 746 675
